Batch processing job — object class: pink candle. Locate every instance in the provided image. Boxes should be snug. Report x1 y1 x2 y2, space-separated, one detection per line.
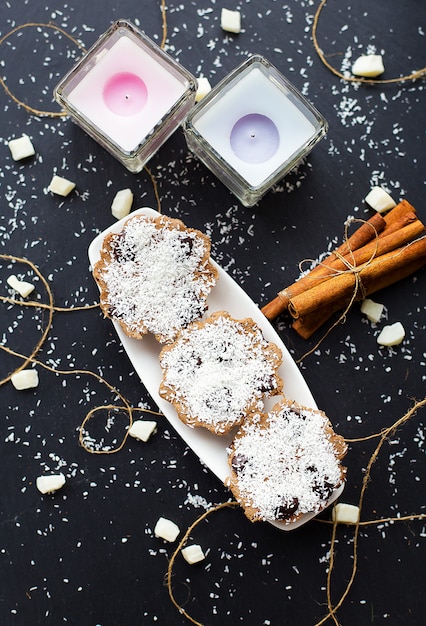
103 72 148 116
54 20 196 172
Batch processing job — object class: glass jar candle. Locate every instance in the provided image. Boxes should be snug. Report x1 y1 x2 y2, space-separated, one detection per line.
184 55 328 207
54 20 197 173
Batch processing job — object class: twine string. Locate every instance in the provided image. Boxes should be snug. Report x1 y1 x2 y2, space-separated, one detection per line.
166 501 239 626
0 22 86 117
0 252 161 453
0 253 54 384
1 332 162 455
295 218 382 362
298 217 381 285
163 396 426 626
160 0 168 49
1 19 166 210
0 4 169 116
296 217 426 363
79 404 162 454
144 166 163 213
0 294 99 312
312 0 426 84
2 6 425 623
296 233 426 363
315 395 426 625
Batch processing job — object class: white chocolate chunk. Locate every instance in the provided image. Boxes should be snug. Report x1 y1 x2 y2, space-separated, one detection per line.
7 274 35 298
128 420 157 442
377 322 405 346
8 135 36 161
11 369 39 390
352 54 385 78
111 188 134 220
221 8 241 33
48 174 76 197
181 544 205 564
360 298 384 324
332 503 360 524
154 517 180 542
365 186 397 213
36 473 66 494
195 77 212 102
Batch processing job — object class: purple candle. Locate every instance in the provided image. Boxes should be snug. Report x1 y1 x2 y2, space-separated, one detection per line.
230 113 280 163
184 55 328 206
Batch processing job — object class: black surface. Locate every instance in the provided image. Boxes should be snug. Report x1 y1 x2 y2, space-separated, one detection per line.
1 2 425 625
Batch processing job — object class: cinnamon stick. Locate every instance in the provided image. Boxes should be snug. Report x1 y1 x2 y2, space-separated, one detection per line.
293 216 423 290
288 235 426 321
291 304 343 340
275 214 423 323
382 198 417 229
291 253 426 339
380 212 418 236
261 293 290 320
261 211 387 320
261 200 418 321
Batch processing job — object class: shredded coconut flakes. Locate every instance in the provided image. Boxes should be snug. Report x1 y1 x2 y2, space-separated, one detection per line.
160 314 281 432
229 405 345 521
99 217 216 342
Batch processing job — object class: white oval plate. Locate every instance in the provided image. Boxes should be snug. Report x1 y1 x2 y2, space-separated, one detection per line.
88 207 344 530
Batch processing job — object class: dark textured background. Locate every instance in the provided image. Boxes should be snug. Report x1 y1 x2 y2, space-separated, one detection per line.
1 1 425 625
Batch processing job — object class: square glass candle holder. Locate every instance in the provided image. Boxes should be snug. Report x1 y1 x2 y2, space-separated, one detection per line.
184 55 328 207
54 19 197 173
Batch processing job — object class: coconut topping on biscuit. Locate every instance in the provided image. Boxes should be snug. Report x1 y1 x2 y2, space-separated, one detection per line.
93 214 218 343
227 400 347 523
159 311 283 434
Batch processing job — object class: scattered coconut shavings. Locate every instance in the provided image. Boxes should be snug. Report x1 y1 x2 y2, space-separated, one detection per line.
0 4 424 625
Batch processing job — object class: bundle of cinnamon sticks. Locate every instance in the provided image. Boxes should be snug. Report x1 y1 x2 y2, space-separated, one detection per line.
261 200 426 339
